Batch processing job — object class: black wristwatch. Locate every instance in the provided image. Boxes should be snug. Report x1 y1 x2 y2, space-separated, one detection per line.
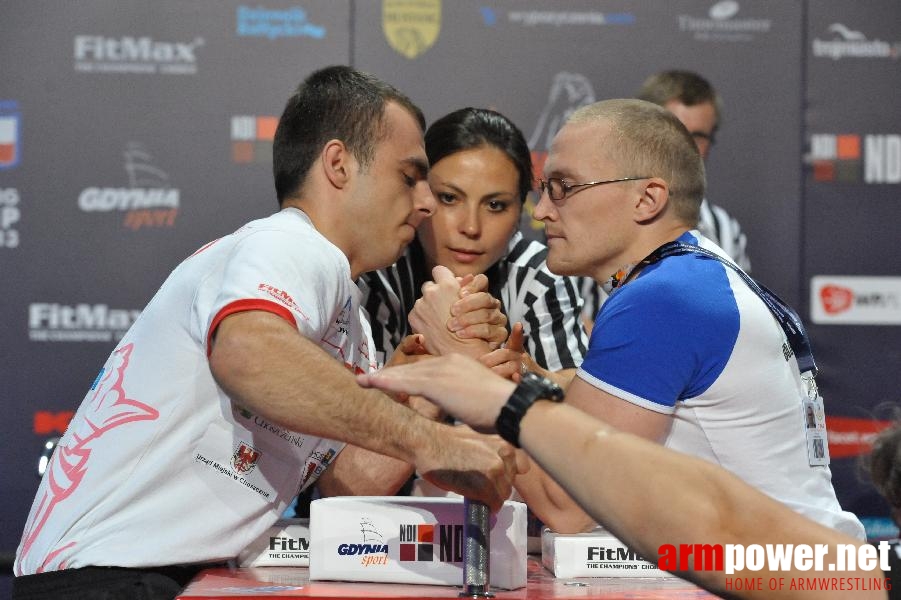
495 371 565 447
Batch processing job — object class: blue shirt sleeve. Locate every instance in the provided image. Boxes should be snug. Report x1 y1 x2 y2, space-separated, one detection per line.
578 254 740 411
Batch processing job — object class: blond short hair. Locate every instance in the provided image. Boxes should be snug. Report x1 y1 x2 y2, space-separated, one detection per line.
568 99 706 226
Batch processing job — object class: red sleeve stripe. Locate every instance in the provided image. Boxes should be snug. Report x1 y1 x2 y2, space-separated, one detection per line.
206 299 298 357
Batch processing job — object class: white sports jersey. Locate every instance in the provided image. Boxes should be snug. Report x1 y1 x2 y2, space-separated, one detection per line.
16 208 376 574
578 231 864 540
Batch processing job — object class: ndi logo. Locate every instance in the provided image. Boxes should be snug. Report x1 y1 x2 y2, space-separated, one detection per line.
236 6 325 39
398 523 464 563
809 133 901 183
231 115 277 164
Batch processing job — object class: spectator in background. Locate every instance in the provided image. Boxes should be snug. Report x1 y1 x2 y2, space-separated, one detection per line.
581 70 750 324
639 70 750 270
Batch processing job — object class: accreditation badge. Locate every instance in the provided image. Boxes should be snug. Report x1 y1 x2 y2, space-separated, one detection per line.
801 372 830 466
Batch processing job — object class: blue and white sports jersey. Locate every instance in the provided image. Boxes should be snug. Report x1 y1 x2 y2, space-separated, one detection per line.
578 231 864 539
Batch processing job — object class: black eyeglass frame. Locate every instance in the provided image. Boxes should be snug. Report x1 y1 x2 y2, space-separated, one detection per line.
537 176 654 203
690 130 717 146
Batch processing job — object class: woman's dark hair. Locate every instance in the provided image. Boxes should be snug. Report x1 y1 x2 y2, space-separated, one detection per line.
424 108 533 203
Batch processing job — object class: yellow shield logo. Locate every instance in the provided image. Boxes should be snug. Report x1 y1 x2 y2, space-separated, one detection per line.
382 0 441 59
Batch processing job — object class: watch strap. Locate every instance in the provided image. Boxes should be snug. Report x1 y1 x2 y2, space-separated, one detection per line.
495 372 563 447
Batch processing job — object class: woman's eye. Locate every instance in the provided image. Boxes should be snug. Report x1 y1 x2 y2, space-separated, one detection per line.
487 200 509 212
436 192 456 204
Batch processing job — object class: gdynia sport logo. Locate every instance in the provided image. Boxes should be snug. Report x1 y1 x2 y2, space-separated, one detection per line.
657 542 892 593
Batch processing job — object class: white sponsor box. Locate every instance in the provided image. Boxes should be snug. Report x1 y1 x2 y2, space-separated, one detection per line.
541 527 673 578
237 518 311 567
309 496 527 589
409 476 543 554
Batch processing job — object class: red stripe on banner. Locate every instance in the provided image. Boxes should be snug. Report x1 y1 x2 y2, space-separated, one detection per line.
826 417 894 459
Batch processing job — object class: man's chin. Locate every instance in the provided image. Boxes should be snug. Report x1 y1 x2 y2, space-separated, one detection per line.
360 246 406 275
546 255 580 277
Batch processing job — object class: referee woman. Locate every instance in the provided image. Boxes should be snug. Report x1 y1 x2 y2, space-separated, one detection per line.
361 107 588 387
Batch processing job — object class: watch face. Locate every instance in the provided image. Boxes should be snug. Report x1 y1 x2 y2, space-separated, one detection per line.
524 372 564 401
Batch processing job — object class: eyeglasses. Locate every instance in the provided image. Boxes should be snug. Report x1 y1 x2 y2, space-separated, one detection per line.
537 176 653 203
690 131 716 154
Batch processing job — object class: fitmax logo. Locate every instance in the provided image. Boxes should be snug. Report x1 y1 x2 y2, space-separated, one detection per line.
28 303 140 342
588 546 645 561
586 545 659 571
29 303 139 329
270 536 309 552
74 35 204 74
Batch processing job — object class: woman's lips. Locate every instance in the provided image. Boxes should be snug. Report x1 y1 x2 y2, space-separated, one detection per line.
449 248 482 264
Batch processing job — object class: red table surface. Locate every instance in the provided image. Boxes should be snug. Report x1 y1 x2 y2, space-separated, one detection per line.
176 557 716 599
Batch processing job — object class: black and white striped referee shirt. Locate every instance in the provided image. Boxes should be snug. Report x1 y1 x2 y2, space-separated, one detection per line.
360 232 588 371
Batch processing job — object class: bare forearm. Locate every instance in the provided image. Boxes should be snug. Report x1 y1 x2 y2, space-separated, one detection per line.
513 457 596 534
520 403 737 555
532 366 576 388
210 312 439 464
317 444 414 497
518 402 882 598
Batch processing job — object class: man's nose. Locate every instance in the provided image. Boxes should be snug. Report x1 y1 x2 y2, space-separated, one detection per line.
532 187 557 221
414 180 436 219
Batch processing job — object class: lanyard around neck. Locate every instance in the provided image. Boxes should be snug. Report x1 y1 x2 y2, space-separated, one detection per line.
629 240 818 377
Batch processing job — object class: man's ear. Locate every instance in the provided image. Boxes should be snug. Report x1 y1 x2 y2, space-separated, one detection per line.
321 139 353 189
634 177 669 223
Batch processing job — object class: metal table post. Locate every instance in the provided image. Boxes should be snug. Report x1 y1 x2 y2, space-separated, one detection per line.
460 498 493 598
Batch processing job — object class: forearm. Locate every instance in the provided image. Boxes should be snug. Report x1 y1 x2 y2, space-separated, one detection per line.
210 312 440 464
317 444 414 497
528 365 576 389
520 402 734 555
518 402 881 598
513 457 596 534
